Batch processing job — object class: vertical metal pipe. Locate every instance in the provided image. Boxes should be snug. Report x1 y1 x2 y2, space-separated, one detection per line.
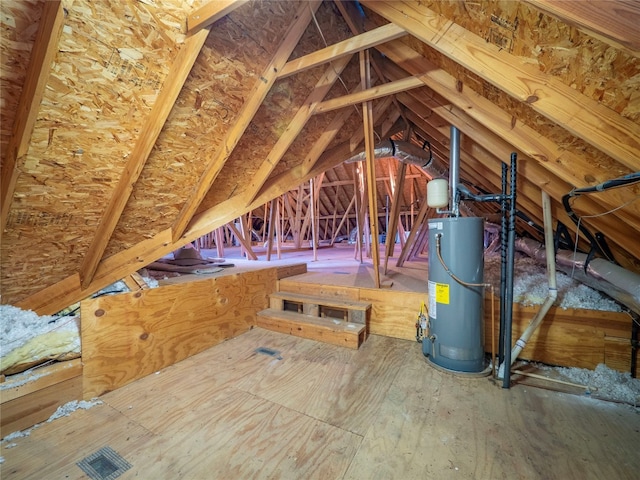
632 313 639 378
498 161 508 364
502 153 517 389
449 125 460 217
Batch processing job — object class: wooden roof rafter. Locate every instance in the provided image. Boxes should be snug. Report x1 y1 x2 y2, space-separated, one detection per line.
243 53 354 207
78 27 211 289
399 87 640 264
15 93 402 316
171 0 322 244
376 42 640 237
277 22 406 79
361 0 640 171
1 0 65 233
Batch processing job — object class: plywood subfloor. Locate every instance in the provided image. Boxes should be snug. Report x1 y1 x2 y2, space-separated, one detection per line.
3 328 639 479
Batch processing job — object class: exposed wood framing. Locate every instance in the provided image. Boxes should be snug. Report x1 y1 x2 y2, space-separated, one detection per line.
362 0 640 169
79 27 210 288
1 1 65 232
314 76 423 114
171 0 321 243
378 44 640 250
186 0 250 34
278 22 406 79
361 50 381 288
244 54 353 206
524 0 640 55
384 160 406 273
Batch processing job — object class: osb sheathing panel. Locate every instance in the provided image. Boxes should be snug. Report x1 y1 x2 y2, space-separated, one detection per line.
107 1 300 255
0 0 42 165
197 2 356 212
1 0 191 305
424 0 640 121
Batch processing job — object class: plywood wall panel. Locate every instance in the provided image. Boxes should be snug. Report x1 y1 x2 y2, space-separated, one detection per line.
81 267 278 398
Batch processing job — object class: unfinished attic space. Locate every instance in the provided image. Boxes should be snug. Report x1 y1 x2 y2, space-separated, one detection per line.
2 0 640 477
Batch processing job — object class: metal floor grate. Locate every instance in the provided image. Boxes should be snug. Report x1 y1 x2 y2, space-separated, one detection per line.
77 446 132 480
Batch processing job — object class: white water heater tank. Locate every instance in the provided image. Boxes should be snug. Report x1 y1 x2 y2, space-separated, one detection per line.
427 179 449 208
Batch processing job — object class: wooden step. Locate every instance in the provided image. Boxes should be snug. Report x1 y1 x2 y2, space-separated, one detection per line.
256 309 367 349
269 291 371 325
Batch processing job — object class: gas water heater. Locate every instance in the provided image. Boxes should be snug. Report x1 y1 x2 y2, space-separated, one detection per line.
423 216 485 373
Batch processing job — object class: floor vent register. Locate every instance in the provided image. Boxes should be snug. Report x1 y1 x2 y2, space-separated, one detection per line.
77 446 132 480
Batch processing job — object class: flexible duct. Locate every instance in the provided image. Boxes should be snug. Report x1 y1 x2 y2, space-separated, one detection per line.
344 139 447 179
516 237 640 316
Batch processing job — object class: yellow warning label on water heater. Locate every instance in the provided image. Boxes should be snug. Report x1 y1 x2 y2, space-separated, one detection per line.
435 283 450 304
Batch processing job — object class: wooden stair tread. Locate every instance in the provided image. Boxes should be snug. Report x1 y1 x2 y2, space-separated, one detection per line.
269 291 371 310
256 309 366 349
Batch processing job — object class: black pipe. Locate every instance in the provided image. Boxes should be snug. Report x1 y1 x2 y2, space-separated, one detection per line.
632 312 639 378
457 184 504 203
499 162 508 365
502 153 517 388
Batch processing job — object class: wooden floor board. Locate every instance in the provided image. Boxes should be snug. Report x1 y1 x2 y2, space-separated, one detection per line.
2 328 639 480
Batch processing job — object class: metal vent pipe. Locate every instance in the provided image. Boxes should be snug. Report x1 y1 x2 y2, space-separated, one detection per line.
449 126 461 217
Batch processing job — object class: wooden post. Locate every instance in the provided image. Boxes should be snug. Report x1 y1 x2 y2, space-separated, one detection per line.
361 50 380 288
276 197 282 259
384 159 407 273
331 196 356 244
215 227 225 258
266 199 276 261
353 163 363 262
310 178 318 261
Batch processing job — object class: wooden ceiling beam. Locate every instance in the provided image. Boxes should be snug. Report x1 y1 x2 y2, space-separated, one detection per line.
362 0 640 171
171 1 321 244
1 1 65 233
186 0 249 34
78 27 211 289
278 22 406 79
524 0 640 55
314 75 422 114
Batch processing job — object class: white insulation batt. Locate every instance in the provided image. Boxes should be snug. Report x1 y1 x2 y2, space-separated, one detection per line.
0 305 80 375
